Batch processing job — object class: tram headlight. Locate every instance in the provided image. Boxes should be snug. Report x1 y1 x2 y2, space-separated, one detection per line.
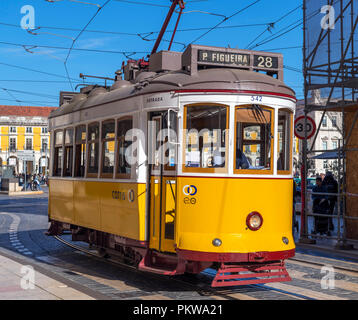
246 212 263 231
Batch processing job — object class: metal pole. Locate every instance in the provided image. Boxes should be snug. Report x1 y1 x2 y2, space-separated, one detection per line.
299 0 315 244
336 139 342 246
24 160 26 192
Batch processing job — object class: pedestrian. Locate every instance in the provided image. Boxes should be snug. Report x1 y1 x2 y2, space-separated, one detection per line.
33 174 42 191
311 177 330 235
25 174 32 191
322 171 338 233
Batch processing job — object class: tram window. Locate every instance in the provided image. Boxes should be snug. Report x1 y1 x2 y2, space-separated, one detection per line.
101 120 115 177
63 128 73 177
74 125 86 177
164 110 178 171
277 109 292 173
116 117 133 178
87 122 99 176
184 104 228 172
235 106 273 173
53 130 63 176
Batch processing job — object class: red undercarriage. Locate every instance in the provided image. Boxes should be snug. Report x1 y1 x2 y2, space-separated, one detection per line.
47 220 295 287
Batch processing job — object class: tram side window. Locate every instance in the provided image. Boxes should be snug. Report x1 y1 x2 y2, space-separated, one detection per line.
184 105 228 171
116 117 133 178
101 120 115 177
235 106 272 172
87 122 99 176
63 128 74 177
277 109 292 173
74 125 86 177
53 130 63 176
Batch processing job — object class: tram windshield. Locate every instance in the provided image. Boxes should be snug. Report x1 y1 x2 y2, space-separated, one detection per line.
184 104 228 172
235 105 273 172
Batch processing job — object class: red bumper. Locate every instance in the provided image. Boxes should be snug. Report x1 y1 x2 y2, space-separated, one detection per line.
177 248 295 263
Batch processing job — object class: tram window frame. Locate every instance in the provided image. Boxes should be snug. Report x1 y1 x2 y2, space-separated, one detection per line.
182 103 229 174
234 105 274 175
100 119 116 178
277 109 293 175
63 127 74 177
86 122 100 178
74 125 86 178
116 116 133 179
53 130 63 177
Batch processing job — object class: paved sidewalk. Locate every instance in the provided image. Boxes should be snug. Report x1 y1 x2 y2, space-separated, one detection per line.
0 254 94 300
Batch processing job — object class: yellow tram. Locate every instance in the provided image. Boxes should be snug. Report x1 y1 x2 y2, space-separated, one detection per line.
47 44 296 287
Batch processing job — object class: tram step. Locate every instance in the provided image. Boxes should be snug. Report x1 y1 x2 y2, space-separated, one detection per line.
211 261 291 287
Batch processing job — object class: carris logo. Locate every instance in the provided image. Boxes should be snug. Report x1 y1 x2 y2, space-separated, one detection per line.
183 185 197 196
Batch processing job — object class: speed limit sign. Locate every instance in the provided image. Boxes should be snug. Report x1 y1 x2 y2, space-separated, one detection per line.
294 116 316 140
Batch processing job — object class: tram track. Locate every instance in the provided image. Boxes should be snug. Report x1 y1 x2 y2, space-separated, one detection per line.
289 256 358 276
53 235 320 300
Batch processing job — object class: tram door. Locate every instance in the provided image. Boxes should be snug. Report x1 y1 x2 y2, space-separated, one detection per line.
148 111 177 253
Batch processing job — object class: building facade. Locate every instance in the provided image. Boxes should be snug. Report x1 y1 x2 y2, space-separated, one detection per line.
0 105 57 175
296 91 343 177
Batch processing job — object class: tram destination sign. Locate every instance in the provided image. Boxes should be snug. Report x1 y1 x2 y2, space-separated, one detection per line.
198 50 250 66
198 49 279 69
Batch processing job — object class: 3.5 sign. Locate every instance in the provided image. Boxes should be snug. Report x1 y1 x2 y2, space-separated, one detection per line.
294 116 316 140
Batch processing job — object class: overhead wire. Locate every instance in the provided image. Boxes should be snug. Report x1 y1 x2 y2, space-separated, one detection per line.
0 20 272 37
63 0 112 90
0 98 57 106
0 87 58 99
1 88 23 106
0 62 80 81
184 0 262 49
245 4 301 50
249 0 340 50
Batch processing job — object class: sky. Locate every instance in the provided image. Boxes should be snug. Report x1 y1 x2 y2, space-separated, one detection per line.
0 0 304 107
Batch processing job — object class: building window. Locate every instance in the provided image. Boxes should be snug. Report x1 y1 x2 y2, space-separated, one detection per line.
87 122 99 176
117 117 133 178
322 141 328 150
74 125 86 177
42 127 48 134
332 140 338 150
41 138 48 152
25 138 32 150
26 127 33 133
322 116 327 127
9 127 16 133
101 120 115 177
331 116 337 127
9 138 16 152
53 131 63 176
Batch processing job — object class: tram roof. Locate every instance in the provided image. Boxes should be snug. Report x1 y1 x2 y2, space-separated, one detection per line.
49 67 295 119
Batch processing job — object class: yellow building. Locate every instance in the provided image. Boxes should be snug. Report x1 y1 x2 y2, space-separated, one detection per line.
0 105 57 174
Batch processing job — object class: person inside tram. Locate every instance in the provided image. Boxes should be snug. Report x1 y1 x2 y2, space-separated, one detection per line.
236 149 250 169
213 147 225 167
